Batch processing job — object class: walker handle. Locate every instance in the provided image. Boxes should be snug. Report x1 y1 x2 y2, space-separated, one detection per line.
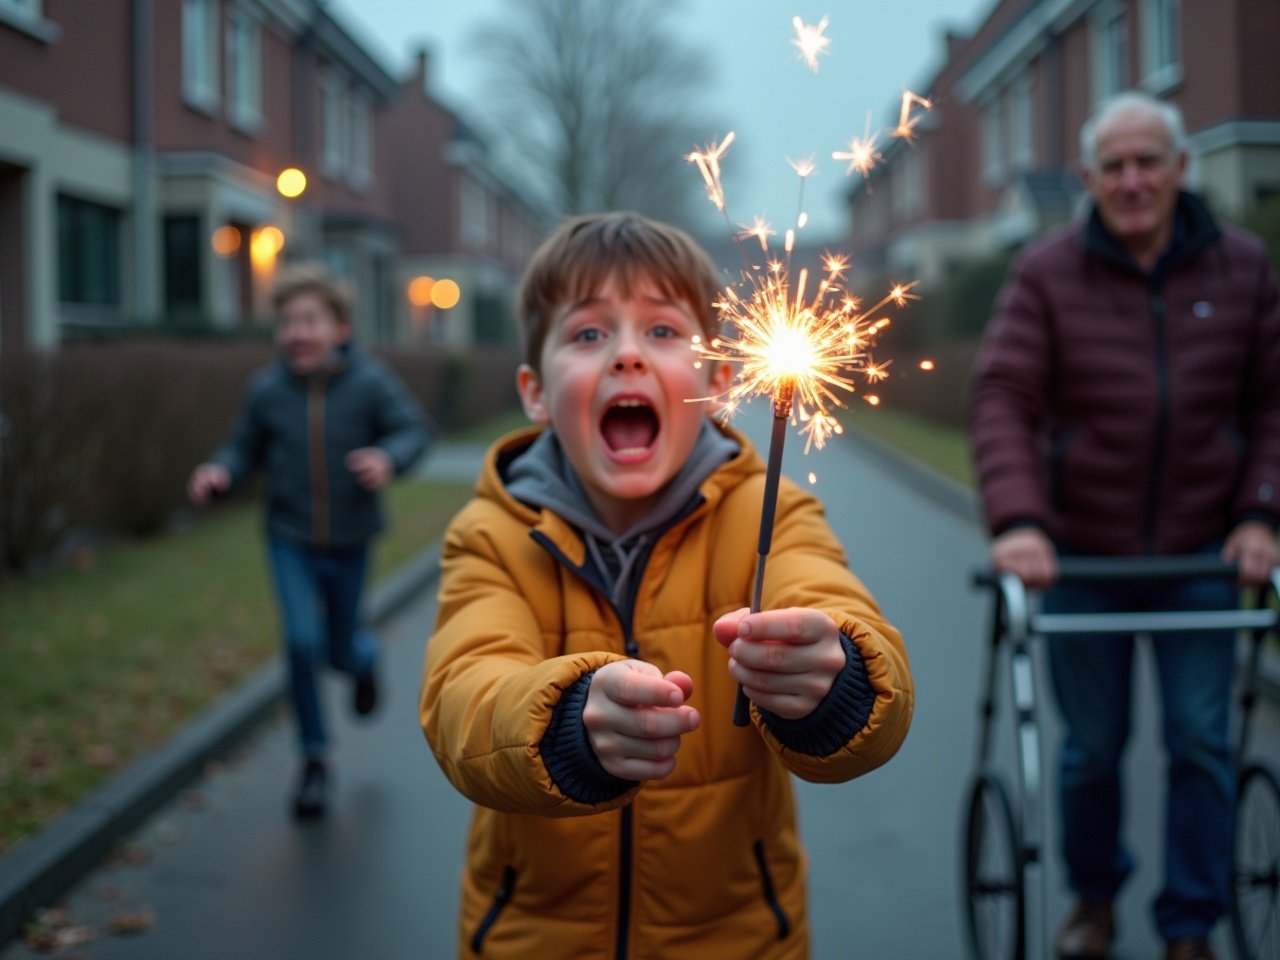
972 555 1237 590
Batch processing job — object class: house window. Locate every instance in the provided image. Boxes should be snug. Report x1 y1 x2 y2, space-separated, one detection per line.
891 147 925 221
57 196 122 306
1093 6 1128 102
322 69 346 179
347 91 371 189
982 97 1006 183
1009 79 1035 171
460 177 491 250
163 215 203 314
226 9 262 133
183 0 219 112
1142 0 1182 90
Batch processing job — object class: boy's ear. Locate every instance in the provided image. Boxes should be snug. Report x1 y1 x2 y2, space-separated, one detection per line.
516 364 552 426
705 361 734 413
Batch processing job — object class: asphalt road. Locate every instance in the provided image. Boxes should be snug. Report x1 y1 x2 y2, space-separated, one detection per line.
4 413 1278 959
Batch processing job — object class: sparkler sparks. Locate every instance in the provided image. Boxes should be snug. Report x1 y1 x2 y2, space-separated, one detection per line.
686 15 929 727
790 16 831 72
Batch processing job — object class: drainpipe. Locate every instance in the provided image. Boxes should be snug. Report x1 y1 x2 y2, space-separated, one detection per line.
131 0 157 324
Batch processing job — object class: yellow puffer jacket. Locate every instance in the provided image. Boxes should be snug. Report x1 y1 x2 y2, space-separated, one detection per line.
421 426 912 960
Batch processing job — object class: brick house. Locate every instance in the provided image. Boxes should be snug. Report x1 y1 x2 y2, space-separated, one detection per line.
0 0 542 353
845 0 1280 286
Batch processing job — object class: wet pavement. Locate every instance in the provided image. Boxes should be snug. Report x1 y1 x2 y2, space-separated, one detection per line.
4 418 1278 959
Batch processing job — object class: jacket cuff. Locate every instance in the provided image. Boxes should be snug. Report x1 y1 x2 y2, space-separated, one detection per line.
757 633 875 756
540 672 637 804
992 516 1046 538
1235 510 1279 532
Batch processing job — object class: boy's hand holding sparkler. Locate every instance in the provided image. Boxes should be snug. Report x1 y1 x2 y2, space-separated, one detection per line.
714 607 846 719
583 662 700 781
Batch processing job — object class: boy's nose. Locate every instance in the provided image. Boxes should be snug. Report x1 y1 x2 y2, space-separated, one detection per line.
611 331 647 372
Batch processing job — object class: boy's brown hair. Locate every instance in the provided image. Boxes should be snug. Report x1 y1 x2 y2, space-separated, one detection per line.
517 212 722 373
271 262 354 323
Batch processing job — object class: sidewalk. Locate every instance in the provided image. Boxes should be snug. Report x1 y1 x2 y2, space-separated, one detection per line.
0 440 488 950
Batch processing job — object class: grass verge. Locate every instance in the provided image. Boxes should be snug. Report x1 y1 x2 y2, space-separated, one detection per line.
840 405 973 488
0 478 473 854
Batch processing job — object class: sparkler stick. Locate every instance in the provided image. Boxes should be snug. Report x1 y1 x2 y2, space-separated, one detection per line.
687 19 929 725
733 388 794 726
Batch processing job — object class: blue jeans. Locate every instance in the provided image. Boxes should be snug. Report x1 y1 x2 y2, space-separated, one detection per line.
1043 552 1237 941
267 538 377 757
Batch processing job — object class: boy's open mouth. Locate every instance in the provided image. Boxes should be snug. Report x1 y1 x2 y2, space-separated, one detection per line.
600 398 660 454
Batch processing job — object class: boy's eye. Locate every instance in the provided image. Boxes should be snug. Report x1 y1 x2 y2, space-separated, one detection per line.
651 325 677 339
572 327 604 343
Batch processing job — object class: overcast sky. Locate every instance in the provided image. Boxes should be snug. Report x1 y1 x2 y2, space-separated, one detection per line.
330 0 993 243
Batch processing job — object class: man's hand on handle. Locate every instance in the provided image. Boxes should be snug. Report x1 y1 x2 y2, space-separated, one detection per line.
991 526 1059 590
1222 520 1280 587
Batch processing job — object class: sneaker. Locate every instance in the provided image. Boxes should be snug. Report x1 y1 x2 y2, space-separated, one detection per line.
354 671 378 717
1054 899 1115 959
1163 939 1216 960
292 758 327 820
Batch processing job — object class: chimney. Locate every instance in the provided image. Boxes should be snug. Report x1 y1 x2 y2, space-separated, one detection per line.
416 46 432 97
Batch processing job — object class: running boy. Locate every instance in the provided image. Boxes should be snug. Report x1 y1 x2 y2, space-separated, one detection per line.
190 263 430 819
421 213 912 958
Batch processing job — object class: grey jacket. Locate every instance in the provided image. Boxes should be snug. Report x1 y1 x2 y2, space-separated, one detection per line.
211 345 432 549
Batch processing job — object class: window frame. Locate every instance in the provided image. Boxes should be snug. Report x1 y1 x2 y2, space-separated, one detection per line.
1141 0 1183 94
225 7 263 134
182 0 221 114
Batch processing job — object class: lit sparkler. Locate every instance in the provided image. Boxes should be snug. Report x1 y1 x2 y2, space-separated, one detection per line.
791 16 831 72
686 30 928 725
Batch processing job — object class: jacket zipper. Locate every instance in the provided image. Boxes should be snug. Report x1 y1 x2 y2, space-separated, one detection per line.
469 865 516 954
1145 286 1170 553
528 530 638 960
307 376 330 549
752 840 791 940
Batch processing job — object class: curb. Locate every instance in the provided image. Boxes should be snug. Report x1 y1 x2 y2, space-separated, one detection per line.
0 541 443 948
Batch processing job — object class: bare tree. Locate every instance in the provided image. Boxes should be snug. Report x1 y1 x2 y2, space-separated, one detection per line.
474 0 721 231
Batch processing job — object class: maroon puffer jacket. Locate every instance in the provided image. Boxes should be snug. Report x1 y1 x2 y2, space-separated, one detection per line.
970 193 1280 555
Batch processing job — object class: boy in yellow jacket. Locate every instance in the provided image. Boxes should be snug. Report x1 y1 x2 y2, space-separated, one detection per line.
421 212 912 959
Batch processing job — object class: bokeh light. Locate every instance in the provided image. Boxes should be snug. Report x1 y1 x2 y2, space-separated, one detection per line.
430 278 460 310
276 167 307 198
211 225 242 257
407 276 435 307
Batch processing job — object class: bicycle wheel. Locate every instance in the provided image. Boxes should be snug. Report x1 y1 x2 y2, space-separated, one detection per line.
1232 763 1280 960
963 773 1025 960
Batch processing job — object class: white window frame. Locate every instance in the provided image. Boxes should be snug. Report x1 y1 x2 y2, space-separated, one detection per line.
1141 0 1183 93
460 177 491 251
182 0 220 114
346 90 372 190
1009 77 1035 171
982 95 1006 184
1091 3 1129 104
225 8 262 134
891 146 925 222
321 68 347 179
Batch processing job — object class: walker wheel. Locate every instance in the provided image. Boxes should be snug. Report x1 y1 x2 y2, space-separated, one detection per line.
962 773 1025 960
1232 763 1280 960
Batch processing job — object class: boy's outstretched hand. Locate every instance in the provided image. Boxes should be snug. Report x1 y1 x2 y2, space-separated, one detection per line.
583 662 699 782
714 607 846 720
188 463 230 505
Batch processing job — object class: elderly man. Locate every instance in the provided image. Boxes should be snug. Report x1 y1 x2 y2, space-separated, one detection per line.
970 91 1280 960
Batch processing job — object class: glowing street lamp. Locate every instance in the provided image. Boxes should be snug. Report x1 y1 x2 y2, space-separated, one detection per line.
276 167 307 199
